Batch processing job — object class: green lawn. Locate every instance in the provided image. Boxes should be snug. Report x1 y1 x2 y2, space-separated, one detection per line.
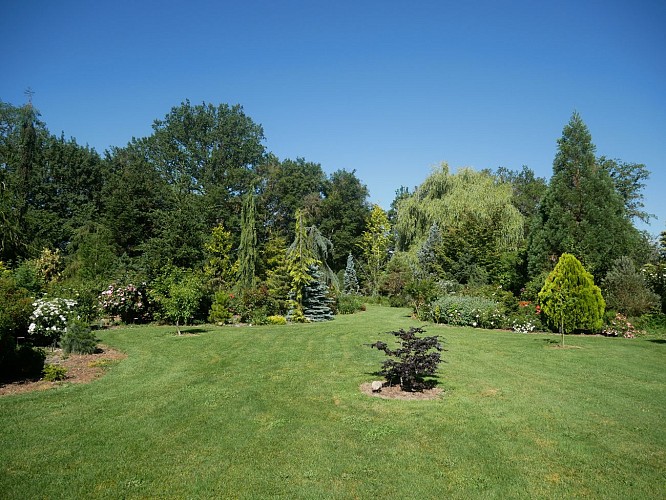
1 305 664 499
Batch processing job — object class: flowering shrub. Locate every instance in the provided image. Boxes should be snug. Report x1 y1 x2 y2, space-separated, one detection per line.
602 313 642 339
99 283 148 323
508 301 543 333
28 298 77 346
429 295 504 329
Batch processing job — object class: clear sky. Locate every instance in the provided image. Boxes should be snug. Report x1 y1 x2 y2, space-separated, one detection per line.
2 0 664 235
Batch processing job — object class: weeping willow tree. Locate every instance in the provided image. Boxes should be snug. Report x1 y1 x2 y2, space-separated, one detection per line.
394 164 524 284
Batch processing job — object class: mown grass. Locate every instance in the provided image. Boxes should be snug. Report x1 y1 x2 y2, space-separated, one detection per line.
1 305 664 499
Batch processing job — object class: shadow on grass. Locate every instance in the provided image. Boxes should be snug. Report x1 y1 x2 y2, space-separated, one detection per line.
647 339 666 344
539 338 560 345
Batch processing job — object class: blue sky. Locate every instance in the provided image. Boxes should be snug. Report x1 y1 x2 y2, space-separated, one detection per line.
2 0 664 235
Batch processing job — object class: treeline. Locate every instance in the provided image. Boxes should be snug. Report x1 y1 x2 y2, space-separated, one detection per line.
1 99 665 378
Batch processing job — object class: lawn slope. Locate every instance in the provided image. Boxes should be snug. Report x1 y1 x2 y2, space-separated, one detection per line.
1 305 664 498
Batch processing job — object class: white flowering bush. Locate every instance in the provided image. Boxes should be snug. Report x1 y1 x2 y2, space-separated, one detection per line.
512 320 536 334
99 283 148 323
28 298 77 345
429 295 504 329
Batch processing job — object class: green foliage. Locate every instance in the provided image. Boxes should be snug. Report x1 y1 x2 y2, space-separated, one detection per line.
336 293 366 315
258 156 327 237
538 253 605 338
528 113 639 279
286 210 319 314
301 266 333 322
429 295 504 328
359 204 391 295
203 223 235 289
266 315 287 325
343 253 359 294
149 267 206 333
42 363 68 381
642 262 666 314
598 157 653 223
378 252 415 306
404 278 439 319
316 169 370 270
208 291 237 324
369 326 443 392
60 319 98 355
4 345 46 381
603 257 659 317
237 190 257 289
395 164 524 255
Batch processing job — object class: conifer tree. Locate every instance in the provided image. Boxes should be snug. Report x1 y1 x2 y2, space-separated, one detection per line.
301 265 333 321
343 253 359 294
528 112 636 279
237 190 257 289
538 253 605 346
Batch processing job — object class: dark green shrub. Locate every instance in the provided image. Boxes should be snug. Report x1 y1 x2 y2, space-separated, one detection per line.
603 257 659 317
43 363 68 381
369 327 443 392
60 319 98 355
336 294 365 315
4 346 46 381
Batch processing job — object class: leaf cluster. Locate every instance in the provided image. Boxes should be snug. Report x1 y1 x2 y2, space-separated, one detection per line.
369 326 443 392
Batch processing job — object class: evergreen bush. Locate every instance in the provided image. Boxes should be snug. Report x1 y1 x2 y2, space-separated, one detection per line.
538 253 605 340
60 319 98 355
42 363 68 381
603 257 659 317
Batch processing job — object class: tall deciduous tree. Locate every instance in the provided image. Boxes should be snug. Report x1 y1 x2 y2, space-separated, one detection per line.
317 169 370 270
597 157 653 223
528 112 638 279
360 204 391 295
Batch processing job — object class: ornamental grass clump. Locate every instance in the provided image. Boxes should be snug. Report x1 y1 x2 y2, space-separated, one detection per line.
369 327 443 392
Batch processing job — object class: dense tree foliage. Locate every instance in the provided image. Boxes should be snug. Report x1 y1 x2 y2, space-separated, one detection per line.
528 112 641 279
538 253 605 342
1 94 661 372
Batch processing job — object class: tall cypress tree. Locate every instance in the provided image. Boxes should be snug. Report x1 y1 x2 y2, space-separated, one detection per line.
237 190 257 289
528 112 635 279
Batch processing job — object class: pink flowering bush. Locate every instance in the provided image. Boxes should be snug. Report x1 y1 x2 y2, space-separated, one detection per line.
99 283 148 323
602 313 642 339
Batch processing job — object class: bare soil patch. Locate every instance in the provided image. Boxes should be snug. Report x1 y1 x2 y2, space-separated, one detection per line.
360 382 443 400
0 345 126 397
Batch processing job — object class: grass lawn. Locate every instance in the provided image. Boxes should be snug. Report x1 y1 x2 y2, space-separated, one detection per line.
1 305 664 499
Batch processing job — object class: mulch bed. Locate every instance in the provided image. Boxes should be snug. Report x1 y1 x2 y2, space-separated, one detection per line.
0 345 126 397
359 382 443 400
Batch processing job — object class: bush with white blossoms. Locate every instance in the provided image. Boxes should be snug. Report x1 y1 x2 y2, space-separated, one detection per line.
512 320 536 334
28 297 77 345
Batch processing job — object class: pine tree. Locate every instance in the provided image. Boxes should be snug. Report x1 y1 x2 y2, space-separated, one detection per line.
343 253 359 294
538 253 605 345
301 265 333 321
286 209 318 316
237 190 257 289
528 112 636 279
